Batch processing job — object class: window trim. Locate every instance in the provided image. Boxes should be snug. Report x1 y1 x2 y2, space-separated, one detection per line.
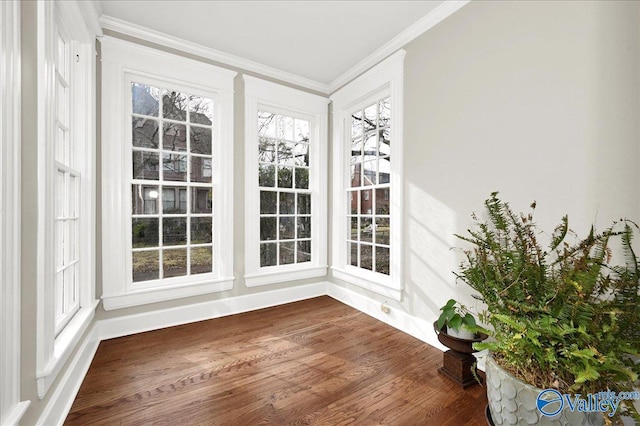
101 37 236 310
1 0 31 421
243 75 329 287
35 0 100 399
330 50 405 301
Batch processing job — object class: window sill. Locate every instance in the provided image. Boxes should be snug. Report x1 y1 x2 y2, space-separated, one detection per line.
37 300 99 399
245 266 327 287
102 277 235 310
331 267 402 301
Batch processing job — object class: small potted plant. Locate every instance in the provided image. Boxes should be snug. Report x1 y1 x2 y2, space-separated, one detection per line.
436 298 478 340
434 299 487 388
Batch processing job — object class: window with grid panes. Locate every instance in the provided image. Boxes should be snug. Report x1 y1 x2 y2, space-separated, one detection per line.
54 28 81 334
258 112 312 267
130 83 215 282
347 97 391 275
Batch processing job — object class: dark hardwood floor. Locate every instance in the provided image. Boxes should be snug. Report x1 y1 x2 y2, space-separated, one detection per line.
66 296 487 425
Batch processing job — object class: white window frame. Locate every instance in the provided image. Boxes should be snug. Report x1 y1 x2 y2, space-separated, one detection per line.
1 0 31 422
36 0 100 399
330 50 405 301
244 76 329 286
101 37 236 310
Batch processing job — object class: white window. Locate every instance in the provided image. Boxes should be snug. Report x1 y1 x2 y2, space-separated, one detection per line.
101 37 236 310
36 0 100 399
1 0 31 421
330 50 405 300
244 76 328 286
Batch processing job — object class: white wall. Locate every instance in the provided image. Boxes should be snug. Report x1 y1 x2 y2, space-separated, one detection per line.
331 0 640 334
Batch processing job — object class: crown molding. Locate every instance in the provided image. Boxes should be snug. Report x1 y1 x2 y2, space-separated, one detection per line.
99 15 331 94
327 0 470 93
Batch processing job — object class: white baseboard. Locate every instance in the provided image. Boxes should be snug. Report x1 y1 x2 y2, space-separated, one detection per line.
325 282 446 351
36 326 100 426
99 282 327 340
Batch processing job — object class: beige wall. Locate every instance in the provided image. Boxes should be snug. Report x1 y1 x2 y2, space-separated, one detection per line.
330 0 640 327
18 1 640 423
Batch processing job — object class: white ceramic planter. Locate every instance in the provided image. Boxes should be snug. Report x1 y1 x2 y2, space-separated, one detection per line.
485 355 604 425
446 325 476 340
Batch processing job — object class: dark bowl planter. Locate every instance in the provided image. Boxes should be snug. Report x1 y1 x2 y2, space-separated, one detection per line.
433 321 488 354
434 321 489 388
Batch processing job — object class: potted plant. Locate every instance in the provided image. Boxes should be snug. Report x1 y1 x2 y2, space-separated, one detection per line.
434 299 487 388
455 193 640 425
436 298 478 340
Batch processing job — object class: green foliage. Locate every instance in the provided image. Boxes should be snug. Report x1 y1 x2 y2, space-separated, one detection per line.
456 193 640 422
437 299 477 333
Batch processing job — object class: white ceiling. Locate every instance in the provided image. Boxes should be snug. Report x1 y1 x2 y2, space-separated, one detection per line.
99 1 446 87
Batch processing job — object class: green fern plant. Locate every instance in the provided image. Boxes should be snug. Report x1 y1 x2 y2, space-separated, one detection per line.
455 192 640 423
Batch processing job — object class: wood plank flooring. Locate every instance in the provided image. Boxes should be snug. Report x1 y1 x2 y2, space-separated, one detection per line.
66 296 487 425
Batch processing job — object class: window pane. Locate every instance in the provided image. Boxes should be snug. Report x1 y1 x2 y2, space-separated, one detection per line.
350 163 361 188
363 133 377 159
191 126 212 155
260 217 277 241
258 164 275 188
163 248 187 278
360 217 373 243
260 242 277 267
260 191 277 214
295 168 309 189
376 188 390 214
348 191 357 215
376 246 390 275
277 115 294 140
191 156 212 183
191 188 212 213
162 154 187 181
279 217 295 240
133 151 160 180
295 119 309 143
191 246 212 274
163 122 186 152
351 111 363 138
375 217 390 245
189 95 213 125
297 193 311 215
278 141 296 166
379 129 391 155
132 218 159 248
132 83 160 117
297 217 311 239
361 244 373 271
350 242 358 267
133 250 159 282
258 112 276 137
132 118 159 148
349 217 360 241
379 98 390 127
360 189 372 215
294 143 309 166
297 240 311 263
379 158 390 184
278 166 293 188
259 138 277 163
279 192 295 214
132 184 159 214
162 90 187 121
162 186 186 214
191 217 212 244
279 241 295 265
163 218 187 246
363 161 376 186
364 104 376 131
